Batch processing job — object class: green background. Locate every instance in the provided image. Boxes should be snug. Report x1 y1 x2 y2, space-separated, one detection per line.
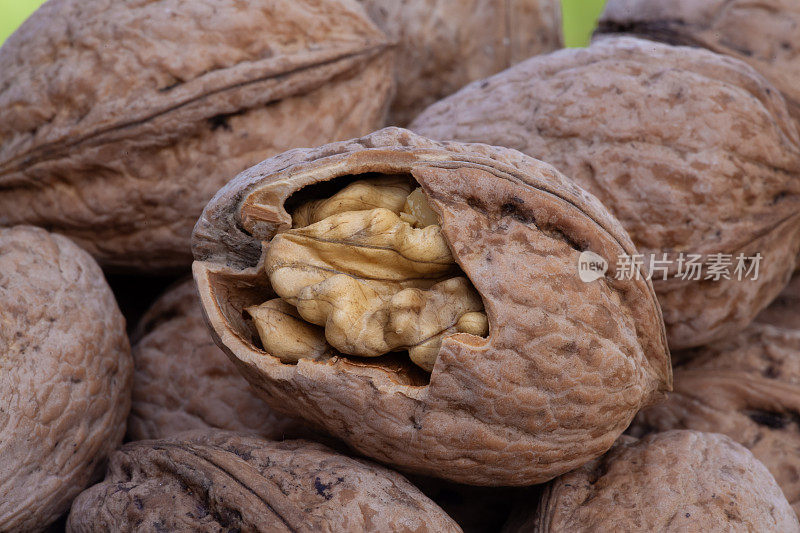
0 0 607 47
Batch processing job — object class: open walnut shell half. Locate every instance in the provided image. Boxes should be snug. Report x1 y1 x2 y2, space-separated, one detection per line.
192 128 670 485
504 431 800 532
630 323 800 517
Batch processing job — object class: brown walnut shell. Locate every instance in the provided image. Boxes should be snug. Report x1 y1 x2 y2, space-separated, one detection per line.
67 431 461 532
355 0 562 126
0 226 132 532
597 0 800 129
756 273 800 330
629 323 800 517
503 430 799 532
0 0 393 272
411 36 800 350
128 278 308 442
191 127 671 485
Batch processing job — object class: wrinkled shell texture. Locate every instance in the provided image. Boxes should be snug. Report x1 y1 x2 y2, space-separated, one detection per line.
411 36 800 350
192 127 670 485
128 279 306 442
67 431 461 532
0 226 132 532
507 431 799 532
0 0 393 272
598 0 800 126
356 0 562 125
630 323 800 517
756 273 800 330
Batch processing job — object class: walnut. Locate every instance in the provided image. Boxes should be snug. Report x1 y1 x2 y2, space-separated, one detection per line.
355 0 563 125
629 323 800 517
504 431 800 532
756 274 800 330
0 0 393 272
250 178 488 372
66 431 461 532
191 127 671 485
597 0 800 129
0 226 132 532
411 36 800 350
128 279 308 442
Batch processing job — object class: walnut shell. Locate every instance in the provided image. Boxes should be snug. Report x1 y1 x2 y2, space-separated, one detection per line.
0 226 132 532
630 323 800 517
598 0 800 129
128 279 308 442
756 274 800 330
356 0 562 126
0 0 393 272
411 36 800 350
504 430 799 532
191 127 670 485
67 431 461 532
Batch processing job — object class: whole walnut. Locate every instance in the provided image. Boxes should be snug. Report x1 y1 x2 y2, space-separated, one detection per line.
597 0 800 128
67 431 461 532
503 431 799 532
0 0 393 272
0 226 132 532
756 273 800 330
355 0 562 125
191 127 671 486
630 323 800 517
128 279 307 442
411 36 800 350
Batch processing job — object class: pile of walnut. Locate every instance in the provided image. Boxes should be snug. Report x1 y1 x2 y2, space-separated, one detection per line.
247 177 488 372
9 0 800 531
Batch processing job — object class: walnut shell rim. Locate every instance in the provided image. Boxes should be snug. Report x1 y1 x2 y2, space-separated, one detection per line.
192 127 671 485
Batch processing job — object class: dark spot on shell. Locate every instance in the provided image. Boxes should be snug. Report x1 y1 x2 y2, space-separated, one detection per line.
467 196 487 211
500 201 535 224
562 341 579 354
743 409 800 429
764 365 781 379
315 477 334 500
208 110 246 132
232 447 252 462
158 80 182 92
772 191 789 205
